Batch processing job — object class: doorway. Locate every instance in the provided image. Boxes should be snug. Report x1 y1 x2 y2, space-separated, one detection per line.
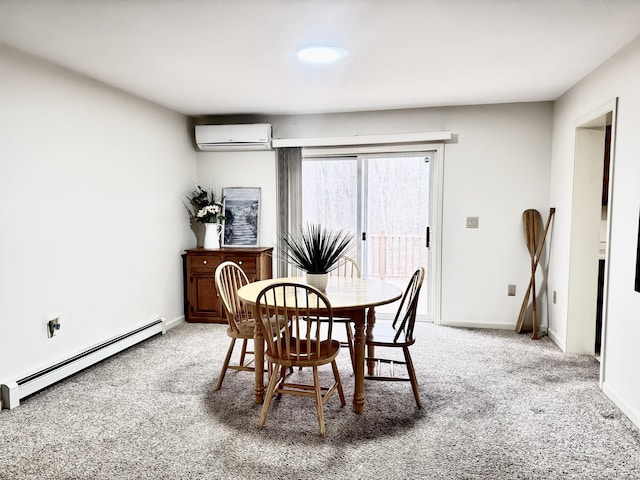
301 149 440 321
566 99 616 368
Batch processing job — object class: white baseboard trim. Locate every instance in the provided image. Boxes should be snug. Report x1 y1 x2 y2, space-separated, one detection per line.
1 318 164 410
546 327 566 352
438 320 516 330
602 381 640 430
165 315 185 331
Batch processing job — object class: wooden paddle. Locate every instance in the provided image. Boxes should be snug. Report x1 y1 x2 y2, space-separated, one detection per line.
515 208 556 336
523 209 542 338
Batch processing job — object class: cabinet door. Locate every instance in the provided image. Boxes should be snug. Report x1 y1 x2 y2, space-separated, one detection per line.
186 254 223 322
188 271 223 320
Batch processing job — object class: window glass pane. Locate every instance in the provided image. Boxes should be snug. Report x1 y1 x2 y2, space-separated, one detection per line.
366 156 429 236
366 156 429 281
301 157 357 235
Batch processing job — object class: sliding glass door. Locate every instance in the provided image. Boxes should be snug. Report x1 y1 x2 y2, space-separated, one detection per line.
302 152 433 319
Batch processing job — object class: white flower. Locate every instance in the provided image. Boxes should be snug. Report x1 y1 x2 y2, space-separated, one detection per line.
196 204 222 220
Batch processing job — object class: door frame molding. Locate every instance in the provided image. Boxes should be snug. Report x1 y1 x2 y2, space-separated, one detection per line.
429 144 445 325
567 98 617 387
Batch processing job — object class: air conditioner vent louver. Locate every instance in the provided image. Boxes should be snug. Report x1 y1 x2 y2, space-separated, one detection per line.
195 124 272 151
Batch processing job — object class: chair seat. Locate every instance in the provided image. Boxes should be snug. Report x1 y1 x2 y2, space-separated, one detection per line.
367 321 416 347
227 319 256 338
330 317 353 324
266 338 341 367
227 315 289 339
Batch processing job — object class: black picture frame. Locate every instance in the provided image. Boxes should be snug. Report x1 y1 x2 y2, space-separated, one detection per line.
635 207 640 293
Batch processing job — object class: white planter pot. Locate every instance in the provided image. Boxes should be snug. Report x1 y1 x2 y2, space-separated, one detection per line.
305 273 328 291
203 223 222 249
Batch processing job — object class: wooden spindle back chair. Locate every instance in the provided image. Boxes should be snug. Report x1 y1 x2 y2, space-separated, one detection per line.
330 255 361 278
214 261 259 390
256 282 346 437
365 267 425 407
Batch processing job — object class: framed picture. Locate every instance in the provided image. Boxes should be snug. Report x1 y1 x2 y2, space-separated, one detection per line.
636 207 640 293
222 187 261 247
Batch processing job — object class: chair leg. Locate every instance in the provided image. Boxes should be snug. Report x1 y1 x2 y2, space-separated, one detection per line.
239 339 248 367
278 364 288 398
331 360 346 406
258 364 282 430
345 323 355 372
312 366 326 437
403 346 421 408
216 337 237 390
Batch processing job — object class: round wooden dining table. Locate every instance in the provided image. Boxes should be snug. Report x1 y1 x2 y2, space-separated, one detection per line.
237 276 402 414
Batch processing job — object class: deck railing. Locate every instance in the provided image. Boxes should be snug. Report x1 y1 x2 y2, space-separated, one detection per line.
367 231 428 280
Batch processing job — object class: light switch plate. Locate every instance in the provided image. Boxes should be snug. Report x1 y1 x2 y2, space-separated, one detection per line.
466 217 479 228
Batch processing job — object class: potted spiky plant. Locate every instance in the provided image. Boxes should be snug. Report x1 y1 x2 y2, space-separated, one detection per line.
277 223 355 290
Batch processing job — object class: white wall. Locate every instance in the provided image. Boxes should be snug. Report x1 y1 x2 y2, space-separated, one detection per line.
0 45 196 383
196 150 277 251
198 102 553 329
550 35 640 426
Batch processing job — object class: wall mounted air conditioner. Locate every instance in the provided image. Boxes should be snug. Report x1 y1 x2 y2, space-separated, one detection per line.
195 123 272 151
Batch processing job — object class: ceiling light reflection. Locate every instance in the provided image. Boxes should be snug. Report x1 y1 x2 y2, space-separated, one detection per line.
296 46 349 64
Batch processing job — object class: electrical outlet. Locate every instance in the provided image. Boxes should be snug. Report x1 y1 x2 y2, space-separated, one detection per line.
47 318 61 338
507 284 516 296
466 217 479 229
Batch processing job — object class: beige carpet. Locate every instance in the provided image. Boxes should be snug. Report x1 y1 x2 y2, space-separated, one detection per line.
1 321 639 479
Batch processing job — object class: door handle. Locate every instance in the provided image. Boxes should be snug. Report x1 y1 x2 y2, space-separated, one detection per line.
426 227 430 248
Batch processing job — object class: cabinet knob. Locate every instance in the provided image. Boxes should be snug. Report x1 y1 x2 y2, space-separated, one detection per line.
239 261 243 265
203 260 207 264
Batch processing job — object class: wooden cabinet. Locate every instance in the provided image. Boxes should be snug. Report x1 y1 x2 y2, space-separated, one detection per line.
182 247 273 323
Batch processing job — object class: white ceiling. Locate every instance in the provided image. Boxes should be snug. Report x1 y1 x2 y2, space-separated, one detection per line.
1 0 640 117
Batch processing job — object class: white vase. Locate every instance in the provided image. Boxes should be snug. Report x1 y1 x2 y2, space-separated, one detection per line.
203 223 222 249
305 272 329 291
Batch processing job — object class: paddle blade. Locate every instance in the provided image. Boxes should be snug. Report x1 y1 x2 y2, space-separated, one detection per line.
523 209 542 257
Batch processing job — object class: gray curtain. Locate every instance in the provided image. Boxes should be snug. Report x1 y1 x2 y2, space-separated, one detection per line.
276 147 302 277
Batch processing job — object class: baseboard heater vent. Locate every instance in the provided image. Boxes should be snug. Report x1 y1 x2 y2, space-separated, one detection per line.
1 319 164 410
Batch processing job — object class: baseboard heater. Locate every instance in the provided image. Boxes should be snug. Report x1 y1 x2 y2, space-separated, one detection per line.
1 318 164 410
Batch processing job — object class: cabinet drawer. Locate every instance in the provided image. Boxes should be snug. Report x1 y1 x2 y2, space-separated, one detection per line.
188 255 221 270
223 256 256 271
